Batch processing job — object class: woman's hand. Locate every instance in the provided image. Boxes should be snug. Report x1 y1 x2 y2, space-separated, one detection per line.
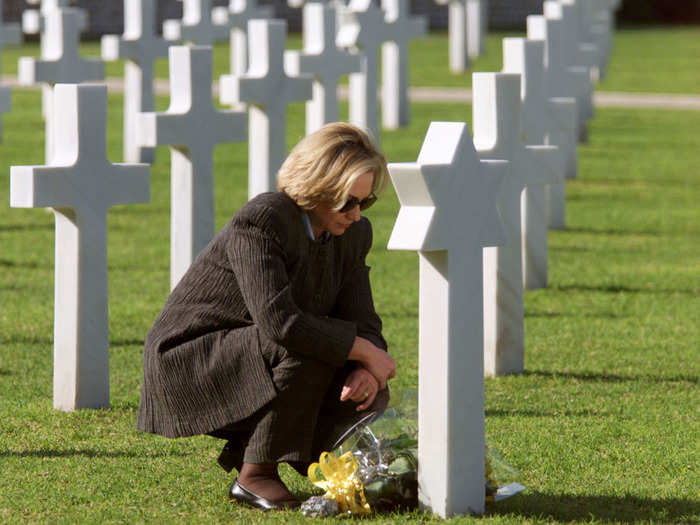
340 367 380 411
348 336 396 389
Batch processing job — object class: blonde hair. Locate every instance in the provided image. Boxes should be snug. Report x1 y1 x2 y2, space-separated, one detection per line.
277 122 388 211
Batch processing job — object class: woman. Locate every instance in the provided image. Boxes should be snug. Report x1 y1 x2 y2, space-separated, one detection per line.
136 123 396 510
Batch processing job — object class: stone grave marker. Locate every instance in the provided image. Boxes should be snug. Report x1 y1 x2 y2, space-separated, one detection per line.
138 46 247 289
380 0 426 129
18 7 104 162
502 37 573 290
527 12 587 228
337 0 387 141
163 0 229 44
220 20 313 199
10 84 150 411
284 2 363 134
434 0 468 73
436 0 485 70
472 72 560 377
0 0 21 140
530 3 592 142
23 0 87 35
101 0 169 163
466 0 487 58
338 0 425 135
557 0 599 80
388 121 506 517
585 0 617 80
212 0 273 78
544 96 577 232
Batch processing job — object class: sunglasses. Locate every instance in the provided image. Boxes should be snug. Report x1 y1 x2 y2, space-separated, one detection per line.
338 193 378 213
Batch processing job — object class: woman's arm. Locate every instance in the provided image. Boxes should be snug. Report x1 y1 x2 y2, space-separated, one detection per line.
331 218 387 350
332 218 395 387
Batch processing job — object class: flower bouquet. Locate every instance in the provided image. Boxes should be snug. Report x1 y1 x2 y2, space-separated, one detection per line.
302 390 524 516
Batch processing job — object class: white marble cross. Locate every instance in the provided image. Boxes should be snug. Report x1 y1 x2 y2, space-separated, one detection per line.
380 0 426 129
466 0 487 58
212 0 273 77
337 0 388 141
388 121 506 517
22 0 87 35
527 12 586 229
338 0 425 136
10 84 150 411
435 0 485 71
557 0 599 79
220 20 313 199
472 72 560 377
284 2 363 134
101 0 169 163
434 0 467 72
532 2 593 142
502 37 573 290
163 0 229 45
584 0 617 80
0 0 21 140
18 7 104 162
139 46 247 289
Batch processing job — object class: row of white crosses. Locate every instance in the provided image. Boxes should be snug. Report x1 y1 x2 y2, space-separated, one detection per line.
384 0 620 516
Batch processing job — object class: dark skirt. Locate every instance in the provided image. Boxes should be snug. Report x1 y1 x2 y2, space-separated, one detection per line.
209 341 389 473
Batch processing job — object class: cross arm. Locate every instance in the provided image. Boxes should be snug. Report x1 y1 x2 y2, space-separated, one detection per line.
522 144 562 186
11 165 79 209
105 164 151 207
138 112 193 148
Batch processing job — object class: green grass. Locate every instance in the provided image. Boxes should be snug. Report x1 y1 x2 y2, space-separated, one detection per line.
2 26 699 93
1 27 699 524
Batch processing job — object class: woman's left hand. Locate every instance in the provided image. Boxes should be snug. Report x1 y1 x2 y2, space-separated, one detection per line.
340 367 380 411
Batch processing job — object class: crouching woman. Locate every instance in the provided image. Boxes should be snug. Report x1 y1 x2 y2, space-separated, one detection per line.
136 122 395 510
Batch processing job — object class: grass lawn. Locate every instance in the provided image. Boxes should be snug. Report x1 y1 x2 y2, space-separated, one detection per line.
3 26 699 94
1 26 699 524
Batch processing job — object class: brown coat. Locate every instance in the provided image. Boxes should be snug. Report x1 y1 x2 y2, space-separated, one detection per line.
136 192 387 438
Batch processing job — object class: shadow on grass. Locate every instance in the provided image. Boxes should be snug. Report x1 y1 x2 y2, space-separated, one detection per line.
111 338 145 348
525 311 631 319
0 335 52 345
486 408 604 418
487 491 700 524
0 448 190 459
552 283 696 295
0 224 53 233
0 368 11 376
0 258 50 270
563 225 664 236
524 369 698 385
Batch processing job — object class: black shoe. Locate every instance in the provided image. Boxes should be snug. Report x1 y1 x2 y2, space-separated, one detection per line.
229 479 300 511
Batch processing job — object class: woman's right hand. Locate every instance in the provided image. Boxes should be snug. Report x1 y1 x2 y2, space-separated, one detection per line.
348 336 396 389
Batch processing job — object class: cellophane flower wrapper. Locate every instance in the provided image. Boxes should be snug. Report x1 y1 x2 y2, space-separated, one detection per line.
485 442 521 502
333 389 522 510
333 390 419 511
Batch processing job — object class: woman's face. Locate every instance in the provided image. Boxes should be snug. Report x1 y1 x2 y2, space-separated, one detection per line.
308 171 374 238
